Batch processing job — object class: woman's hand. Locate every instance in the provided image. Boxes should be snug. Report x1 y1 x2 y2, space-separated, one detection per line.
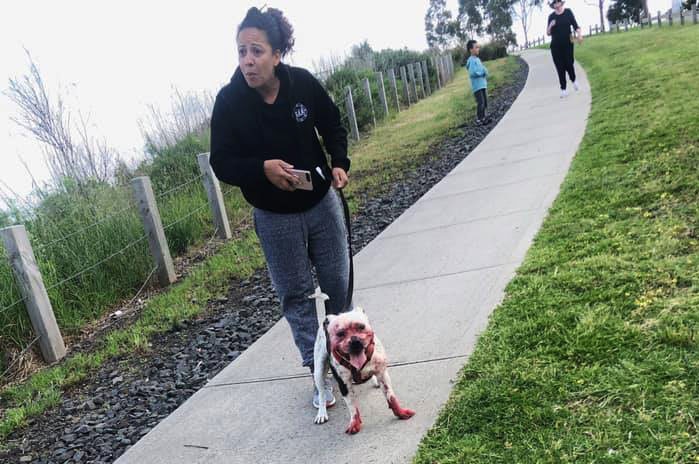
264 159 299 191
332 167 349 189
547 19 556 34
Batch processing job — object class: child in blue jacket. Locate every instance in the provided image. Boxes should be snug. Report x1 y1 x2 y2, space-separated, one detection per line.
465 40 491 125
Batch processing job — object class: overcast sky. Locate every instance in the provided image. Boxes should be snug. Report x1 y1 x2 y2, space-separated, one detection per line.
0 0 669 201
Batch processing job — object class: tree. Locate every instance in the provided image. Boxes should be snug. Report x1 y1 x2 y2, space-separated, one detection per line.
457 0 485 38
456 0 517 45
607 0 645 23
425 0 456 49
586 0 607 32
484 0 518 44
347 40 375 70
6 50 119 193
513 0 543 46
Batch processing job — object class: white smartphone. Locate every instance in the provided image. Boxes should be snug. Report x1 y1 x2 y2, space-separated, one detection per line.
288 168 313 191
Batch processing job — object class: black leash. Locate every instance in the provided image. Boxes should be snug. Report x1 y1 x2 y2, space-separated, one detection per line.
336 187 354 312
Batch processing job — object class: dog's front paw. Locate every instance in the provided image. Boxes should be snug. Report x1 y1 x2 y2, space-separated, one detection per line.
395 407 415 420
388 396 415 420
314 410 329 425
345 409 362 434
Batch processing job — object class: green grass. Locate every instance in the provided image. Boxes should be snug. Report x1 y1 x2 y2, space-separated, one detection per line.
0 171 248 348
415 26 699 463
0 56 521 444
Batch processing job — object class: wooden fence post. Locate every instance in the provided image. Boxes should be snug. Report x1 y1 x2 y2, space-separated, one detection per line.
407 63 418 102
375 72 389 117
625 19 629 31
197 153 231 240
400 66 411 106
362 77 376 127
432 57 442 89
441 55 448 82
416 63 426 99
693 4 698 24
344 86 360 141
132 176 176 287
657 10 662 26
680 7 684 25
589 25 593 35
421 61 432 95
1 225 66 363
595 24 599 34
388 68 401 112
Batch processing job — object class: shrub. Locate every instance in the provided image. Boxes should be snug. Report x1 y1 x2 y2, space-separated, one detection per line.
453 41 508 65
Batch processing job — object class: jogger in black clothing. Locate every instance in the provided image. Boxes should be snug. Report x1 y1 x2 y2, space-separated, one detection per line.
547 0 582 97
551 42 575 90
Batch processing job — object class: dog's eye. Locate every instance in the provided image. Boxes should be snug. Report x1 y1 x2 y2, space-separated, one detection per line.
356 323 365 331
336 330 346 338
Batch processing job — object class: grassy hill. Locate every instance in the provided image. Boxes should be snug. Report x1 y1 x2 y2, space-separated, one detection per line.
415 25 699 463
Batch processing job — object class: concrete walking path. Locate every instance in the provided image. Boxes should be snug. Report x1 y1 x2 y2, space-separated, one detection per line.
116 49 591 464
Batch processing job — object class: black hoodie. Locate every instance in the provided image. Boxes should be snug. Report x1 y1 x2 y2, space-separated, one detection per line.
209 63 350 213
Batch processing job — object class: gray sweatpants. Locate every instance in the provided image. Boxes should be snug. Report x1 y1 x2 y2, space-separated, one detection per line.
253 189 351 368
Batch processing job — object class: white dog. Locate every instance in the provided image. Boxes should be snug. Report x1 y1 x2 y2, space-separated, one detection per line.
312 306 415 434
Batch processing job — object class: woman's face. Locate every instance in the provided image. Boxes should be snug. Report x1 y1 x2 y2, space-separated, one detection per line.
237 27 281 89
553 0 564 12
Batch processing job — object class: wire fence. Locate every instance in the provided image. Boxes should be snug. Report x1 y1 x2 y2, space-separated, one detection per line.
1 51 457 366
0 172 215 358
155 173 204 200
41 234 149 293
0 295 27 316
163 203 209 232
35 200 137 252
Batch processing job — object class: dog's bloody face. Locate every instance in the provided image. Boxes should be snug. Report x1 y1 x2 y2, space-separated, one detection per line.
326 309 374 371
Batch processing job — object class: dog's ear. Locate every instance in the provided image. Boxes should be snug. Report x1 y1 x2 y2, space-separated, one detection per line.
323 315 337 329
353 306 365 314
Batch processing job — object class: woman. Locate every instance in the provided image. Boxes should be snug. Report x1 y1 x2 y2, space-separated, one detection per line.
547 0 582 98
209 6 351 409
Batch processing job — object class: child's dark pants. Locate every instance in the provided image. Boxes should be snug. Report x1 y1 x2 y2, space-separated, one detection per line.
474 88 488 121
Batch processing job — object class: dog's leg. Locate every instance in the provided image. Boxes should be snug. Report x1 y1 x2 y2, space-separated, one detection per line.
313 334 330 425
341 383 363 434
375 369 415 420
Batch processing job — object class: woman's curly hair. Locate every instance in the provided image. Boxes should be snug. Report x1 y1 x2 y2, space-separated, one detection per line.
238 7 295 57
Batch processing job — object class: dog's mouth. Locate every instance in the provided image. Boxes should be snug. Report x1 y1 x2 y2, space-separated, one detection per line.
348 339 367 370
348 351 367 371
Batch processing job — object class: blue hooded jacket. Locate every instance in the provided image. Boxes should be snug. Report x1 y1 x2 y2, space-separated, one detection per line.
465 56 489 93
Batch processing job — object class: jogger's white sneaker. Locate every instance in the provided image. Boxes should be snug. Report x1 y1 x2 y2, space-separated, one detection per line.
573 81 579 91
560 89 568 98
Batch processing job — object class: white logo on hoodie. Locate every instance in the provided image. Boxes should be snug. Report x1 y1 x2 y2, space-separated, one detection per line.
293 103 308 122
